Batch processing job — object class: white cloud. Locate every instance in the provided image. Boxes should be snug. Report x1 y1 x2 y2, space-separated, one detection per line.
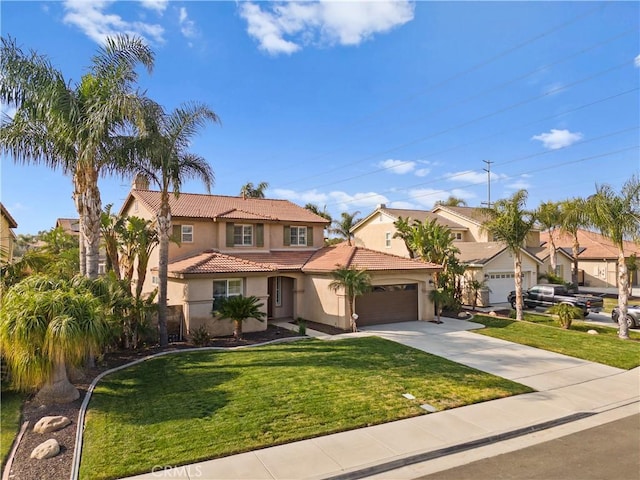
444 170 505 184
505 179 532 190
178 7 198 41
139 0 168 14
272 188 328 204
531 129 583 150
378 159 415 175
635 54 640 68
414 167 431 177
62 0 164 45
328 191 389 212
239 0 414 55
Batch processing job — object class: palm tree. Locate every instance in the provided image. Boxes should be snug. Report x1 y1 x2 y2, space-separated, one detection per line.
100 204 124 279
239 181 269 199
392 216 416 258
213 295 266 341
547 303 583 330
481 190 536 321
331 211 361 246
558 198 588 286
132 101 218 346
536 201 562 274
118 216 159 298
429 288 453 323
0 35 154 279
328 265 372 332
0 275 111 403
435 196 468 207
584 176 640 340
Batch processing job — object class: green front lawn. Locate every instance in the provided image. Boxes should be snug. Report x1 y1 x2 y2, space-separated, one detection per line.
603 297 640 311
472 314 640 369
1 390 25 468
80 337 532 480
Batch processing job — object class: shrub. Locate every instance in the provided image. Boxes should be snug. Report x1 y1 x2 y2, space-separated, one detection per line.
546 304 583 329
297 318 307 336
189 325 211 347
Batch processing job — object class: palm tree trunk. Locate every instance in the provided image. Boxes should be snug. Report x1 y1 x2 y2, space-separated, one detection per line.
571 233 580 285
351 296 358 332
74 167 102 279
157 204 170 346
514 251 524 321
548 230 557 273
35 360 80 404
233 319 242 340
617 249 630 340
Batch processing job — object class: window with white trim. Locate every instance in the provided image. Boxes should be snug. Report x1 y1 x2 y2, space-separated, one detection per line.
455 232 463 240
151 275 159 285
213 279 243 299
385 232 392 248
290 226 307 246
181 225 193 243
234 225 253 246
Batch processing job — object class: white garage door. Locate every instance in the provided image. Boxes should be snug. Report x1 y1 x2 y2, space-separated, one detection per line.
487 272 516 305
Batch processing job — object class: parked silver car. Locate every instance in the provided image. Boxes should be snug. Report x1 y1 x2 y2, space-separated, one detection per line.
611 305 640 328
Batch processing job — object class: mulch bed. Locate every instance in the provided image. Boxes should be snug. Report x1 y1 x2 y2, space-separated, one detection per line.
3 324 303 480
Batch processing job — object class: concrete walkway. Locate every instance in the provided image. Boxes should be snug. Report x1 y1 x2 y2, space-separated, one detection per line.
121 318 639 480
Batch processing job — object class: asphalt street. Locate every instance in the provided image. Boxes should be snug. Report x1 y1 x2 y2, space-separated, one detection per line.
414 413 640 480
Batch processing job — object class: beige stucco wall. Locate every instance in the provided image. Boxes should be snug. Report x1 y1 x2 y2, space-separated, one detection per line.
0 214 15 263
484 250 538 290
541 253 573 284
432 209 487 241
352 212 409 257
301 271 436 329
580 259 618 288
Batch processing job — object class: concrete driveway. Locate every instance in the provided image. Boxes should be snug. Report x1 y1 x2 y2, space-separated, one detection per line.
359 317 624 391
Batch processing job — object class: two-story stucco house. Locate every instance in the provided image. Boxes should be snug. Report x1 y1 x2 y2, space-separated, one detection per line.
119 189 441 338
352 204 572 306
0 203 18 264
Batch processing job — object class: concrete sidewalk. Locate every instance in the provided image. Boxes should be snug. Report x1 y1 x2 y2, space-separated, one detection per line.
122 318 639 480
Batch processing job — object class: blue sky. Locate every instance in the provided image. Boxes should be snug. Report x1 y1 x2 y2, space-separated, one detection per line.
1 1 639 234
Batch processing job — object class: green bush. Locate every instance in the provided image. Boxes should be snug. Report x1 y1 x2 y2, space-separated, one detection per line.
189 325 211 347
297 318 307 336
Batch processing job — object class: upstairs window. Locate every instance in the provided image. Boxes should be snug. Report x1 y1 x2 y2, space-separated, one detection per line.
385 232 392 248
454 232 463 241
234 224 253 246
181 225 193 243
290 226 307 246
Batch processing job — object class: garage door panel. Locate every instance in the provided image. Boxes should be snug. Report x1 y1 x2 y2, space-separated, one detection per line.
356 285 418 326
487 272 530 305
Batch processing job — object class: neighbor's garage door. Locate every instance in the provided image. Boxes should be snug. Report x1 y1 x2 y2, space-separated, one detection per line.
487 272 516 305
356 284 418 326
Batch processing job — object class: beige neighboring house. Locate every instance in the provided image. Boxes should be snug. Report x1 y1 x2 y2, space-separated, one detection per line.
55 218 80 237
541 229 640 288
352 204 553 306
119 190 441 338
1 203 18 263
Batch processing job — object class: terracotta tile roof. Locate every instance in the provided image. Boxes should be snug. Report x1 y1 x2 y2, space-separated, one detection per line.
541 229 640 259
167 251 274 275
1 203 18 228
380 208 466 229
302 243 441 273
233 251 316 271
129 190 329 224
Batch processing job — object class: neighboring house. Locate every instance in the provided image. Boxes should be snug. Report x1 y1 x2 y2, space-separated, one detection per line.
541 229 640 288
55 218 80 237
0 203 18 263
352 204 557 306
119 190 441 338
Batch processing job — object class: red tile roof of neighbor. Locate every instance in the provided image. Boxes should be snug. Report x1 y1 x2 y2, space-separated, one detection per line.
541 229 640 259
128 190 330 224
166 245 441 275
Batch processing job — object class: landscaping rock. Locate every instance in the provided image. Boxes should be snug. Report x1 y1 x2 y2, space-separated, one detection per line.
587 329 599 335
30 439 60 459
458 312 470 319
489 311 497 316
33 416 71 434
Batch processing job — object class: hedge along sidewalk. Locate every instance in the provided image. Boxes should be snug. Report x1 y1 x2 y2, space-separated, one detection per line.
76 336 532 480
70 336 305 480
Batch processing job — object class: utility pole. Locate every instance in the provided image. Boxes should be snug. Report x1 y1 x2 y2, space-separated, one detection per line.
481 160 494 208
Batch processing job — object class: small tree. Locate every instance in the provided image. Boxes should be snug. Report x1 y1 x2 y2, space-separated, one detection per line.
547 303 583 329
239 181 269 199
213 295 266 341
329 265 372 332
467 278 490 311
429 288 454 323
331 211 361 246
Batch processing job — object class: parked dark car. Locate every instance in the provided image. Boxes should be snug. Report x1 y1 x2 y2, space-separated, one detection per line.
508 284 604 317
611 305 640 328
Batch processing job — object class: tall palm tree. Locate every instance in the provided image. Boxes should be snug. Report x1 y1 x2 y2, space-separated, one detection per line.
584 176 640 340
481 190 536 321
0 35 154 279
213 295 266 341
331 211 361 246
392 216 416 258
409 218 460 287
536 201 562 274
132 101 218 346
100 204 124 279
0 275 111 403
118 216 159 298
329 265 372 332
558 198 588 286
239 181 269 199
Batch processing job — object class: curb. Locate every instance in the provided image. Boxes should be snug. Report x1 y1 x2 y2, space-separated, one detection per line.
2 420 29 480
323 412 596 480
